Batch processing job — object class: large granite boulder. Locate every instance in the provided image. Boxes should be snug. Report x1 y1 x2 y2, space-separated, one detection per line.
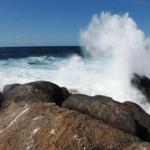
124 142 150 150
0 102 139 150
2 81 70 106
63 94 150 141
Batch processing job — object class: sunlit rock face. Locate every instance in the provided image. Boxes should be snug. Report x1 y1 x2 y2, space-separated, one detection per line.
0 102 139 150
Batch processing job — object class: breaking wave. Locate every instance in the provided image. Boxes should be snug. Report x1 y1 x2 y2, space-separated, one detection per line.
1 12 150 112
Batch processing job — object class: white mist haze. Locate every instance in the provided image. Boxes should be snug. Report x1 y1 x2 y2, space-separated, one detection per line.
80 12 150 112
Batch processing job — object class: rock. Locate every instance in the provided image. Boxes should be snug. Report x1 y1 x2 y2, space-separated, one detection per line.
63 94 150 140
0 102 139 150
131 73 150 102
69 88 80 94
123 101 150 141
2 84 20 95
0 92 4 106
2 81 70 106
63 94 136 135
60 87 70 100
124 142 150 150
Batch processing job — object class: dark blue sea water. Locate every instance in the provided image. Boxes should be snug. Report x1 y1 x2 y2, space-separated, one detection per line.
0 46 82 59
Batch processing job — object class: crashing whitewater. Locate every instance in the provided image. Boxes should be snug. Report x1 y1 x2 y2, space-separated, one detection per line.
81 12 150 112
0 12 150 112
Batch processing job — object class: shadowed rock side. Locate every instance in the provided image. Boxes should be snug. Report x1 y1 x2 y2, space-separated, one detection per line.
123 101 150 141
131 73 150 102
2 81 70 106
0 92 4 106
0 102 139 150
63 94 150 141
123 142 150 150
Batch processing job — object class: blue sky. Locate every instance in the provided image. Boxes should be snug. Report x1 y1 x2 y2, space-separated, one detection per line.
0 0 149 46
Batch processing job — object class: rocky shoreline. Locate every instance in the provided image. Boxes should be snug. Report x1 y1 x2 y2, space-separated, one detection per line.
0 78 150 150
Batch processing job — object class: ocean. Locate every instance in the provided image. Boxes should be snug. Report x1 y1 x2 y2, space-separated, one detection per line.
0 45 150 113
0 46 84 90
1 13 150 113
0 46 82 59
